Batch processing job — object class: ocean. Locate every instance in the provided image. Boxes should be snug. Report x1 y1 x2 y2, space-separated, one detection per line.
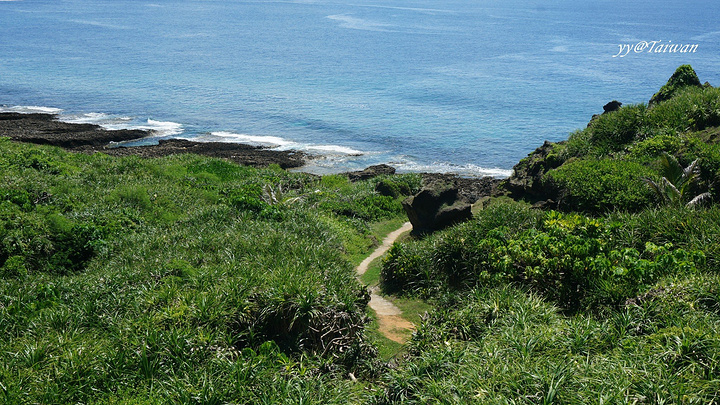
1 0 719 177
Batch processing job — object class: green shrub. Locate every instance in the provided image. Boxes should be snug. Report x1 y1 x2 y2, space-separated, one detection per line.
588 104 647 152
47 222 106 274
0 187 34 212
382 201 541 295
608 206 720 271
319 193 402 221
0 255 27 278
374 174 422 198
381 242 434 295
561 129 593 159
628 133 684 162
8 148 64 174
647 86 720 133
544 159 654 213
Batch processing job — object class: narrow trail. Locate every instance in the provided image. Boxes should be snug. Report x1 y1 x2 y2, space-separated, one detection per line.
356 222 415 343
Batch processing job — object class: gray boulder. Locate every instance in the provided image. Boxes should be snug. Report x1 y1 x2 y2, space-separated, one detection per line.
402 182 472 234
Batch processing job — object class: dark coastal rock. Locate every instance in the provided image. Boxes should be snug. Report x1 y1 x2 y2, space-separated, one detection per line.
649 64 702 106
0 112 147 147
501 140 565 202
420 173 499 203
347 164 396 182
402 181 473 234
0 112 307 169
602 100 622 114
95 139 307 169
531 199 558 210
587 114 600 127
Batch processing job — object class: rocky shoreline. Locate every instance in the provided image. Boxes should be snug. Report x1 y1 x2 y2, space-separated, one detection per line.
0 112 502 214
0 112 307 169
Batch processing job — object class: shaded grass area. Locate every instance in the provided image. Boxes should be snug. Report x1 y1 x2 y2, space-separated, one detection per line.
0 138 418 403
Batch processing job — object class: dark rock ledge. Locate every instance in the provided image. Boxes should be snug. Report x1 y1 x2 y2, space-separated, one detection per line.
0 112 307 169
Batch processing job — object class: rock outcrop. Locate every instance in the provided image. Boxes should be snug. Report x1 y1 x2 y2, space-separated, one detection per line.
501 140 564 203
347 164 396 182
0 112 146 147
0 112 307 169
402 182 472 234
602 100 622 114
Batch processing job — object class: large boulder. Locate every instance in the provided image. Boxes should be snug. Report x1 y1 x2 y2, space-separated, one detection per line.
602 100 622 114
402 182 472 234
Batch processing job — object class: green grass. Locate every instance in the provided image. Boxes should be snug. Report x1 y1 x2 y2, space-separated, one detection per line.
364 309 406 362
360 256 384 286
348 217 409 268
372 278 720 404
0 138 416 404
391 297 433 325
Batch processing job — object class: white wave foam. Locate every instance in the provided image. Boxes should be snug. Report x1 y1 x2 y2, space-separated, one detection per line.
186 131 366 156
303 144 364 155
396 161 512 178
66 115 183 136
0 105 62 114
327 14 393 32
133 119 183 136
208 131 294 147
61 112 133 127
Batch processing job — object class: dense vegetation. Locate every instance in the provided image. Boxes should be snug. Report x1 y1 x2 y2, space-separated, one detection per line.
0 137 421 403
377 66 720 403
3 64 720 403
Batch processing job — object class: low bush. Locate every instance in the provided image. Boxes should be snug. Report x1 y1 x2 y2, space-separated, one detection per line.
588 103 647 152
544 158 654 213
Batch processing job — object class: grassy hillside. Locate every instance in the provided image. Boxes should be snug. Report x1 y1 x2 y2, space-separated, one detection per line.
0 137 420 403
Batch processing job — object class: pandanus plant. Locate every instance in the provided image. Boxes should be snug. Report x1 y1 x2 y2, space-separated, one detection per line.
643 152 711 207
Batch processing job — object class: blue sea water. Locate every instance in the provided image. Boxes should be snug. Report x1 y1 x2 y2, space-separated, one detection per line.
1 0 719 177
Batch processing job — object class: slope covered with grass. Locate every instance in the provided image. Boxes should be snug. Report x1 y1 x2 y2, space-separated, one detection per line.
0 137 420 403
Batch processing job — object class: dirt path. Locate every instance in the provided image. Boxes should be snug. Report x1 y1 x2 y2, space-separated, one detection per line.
356 222 415 343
